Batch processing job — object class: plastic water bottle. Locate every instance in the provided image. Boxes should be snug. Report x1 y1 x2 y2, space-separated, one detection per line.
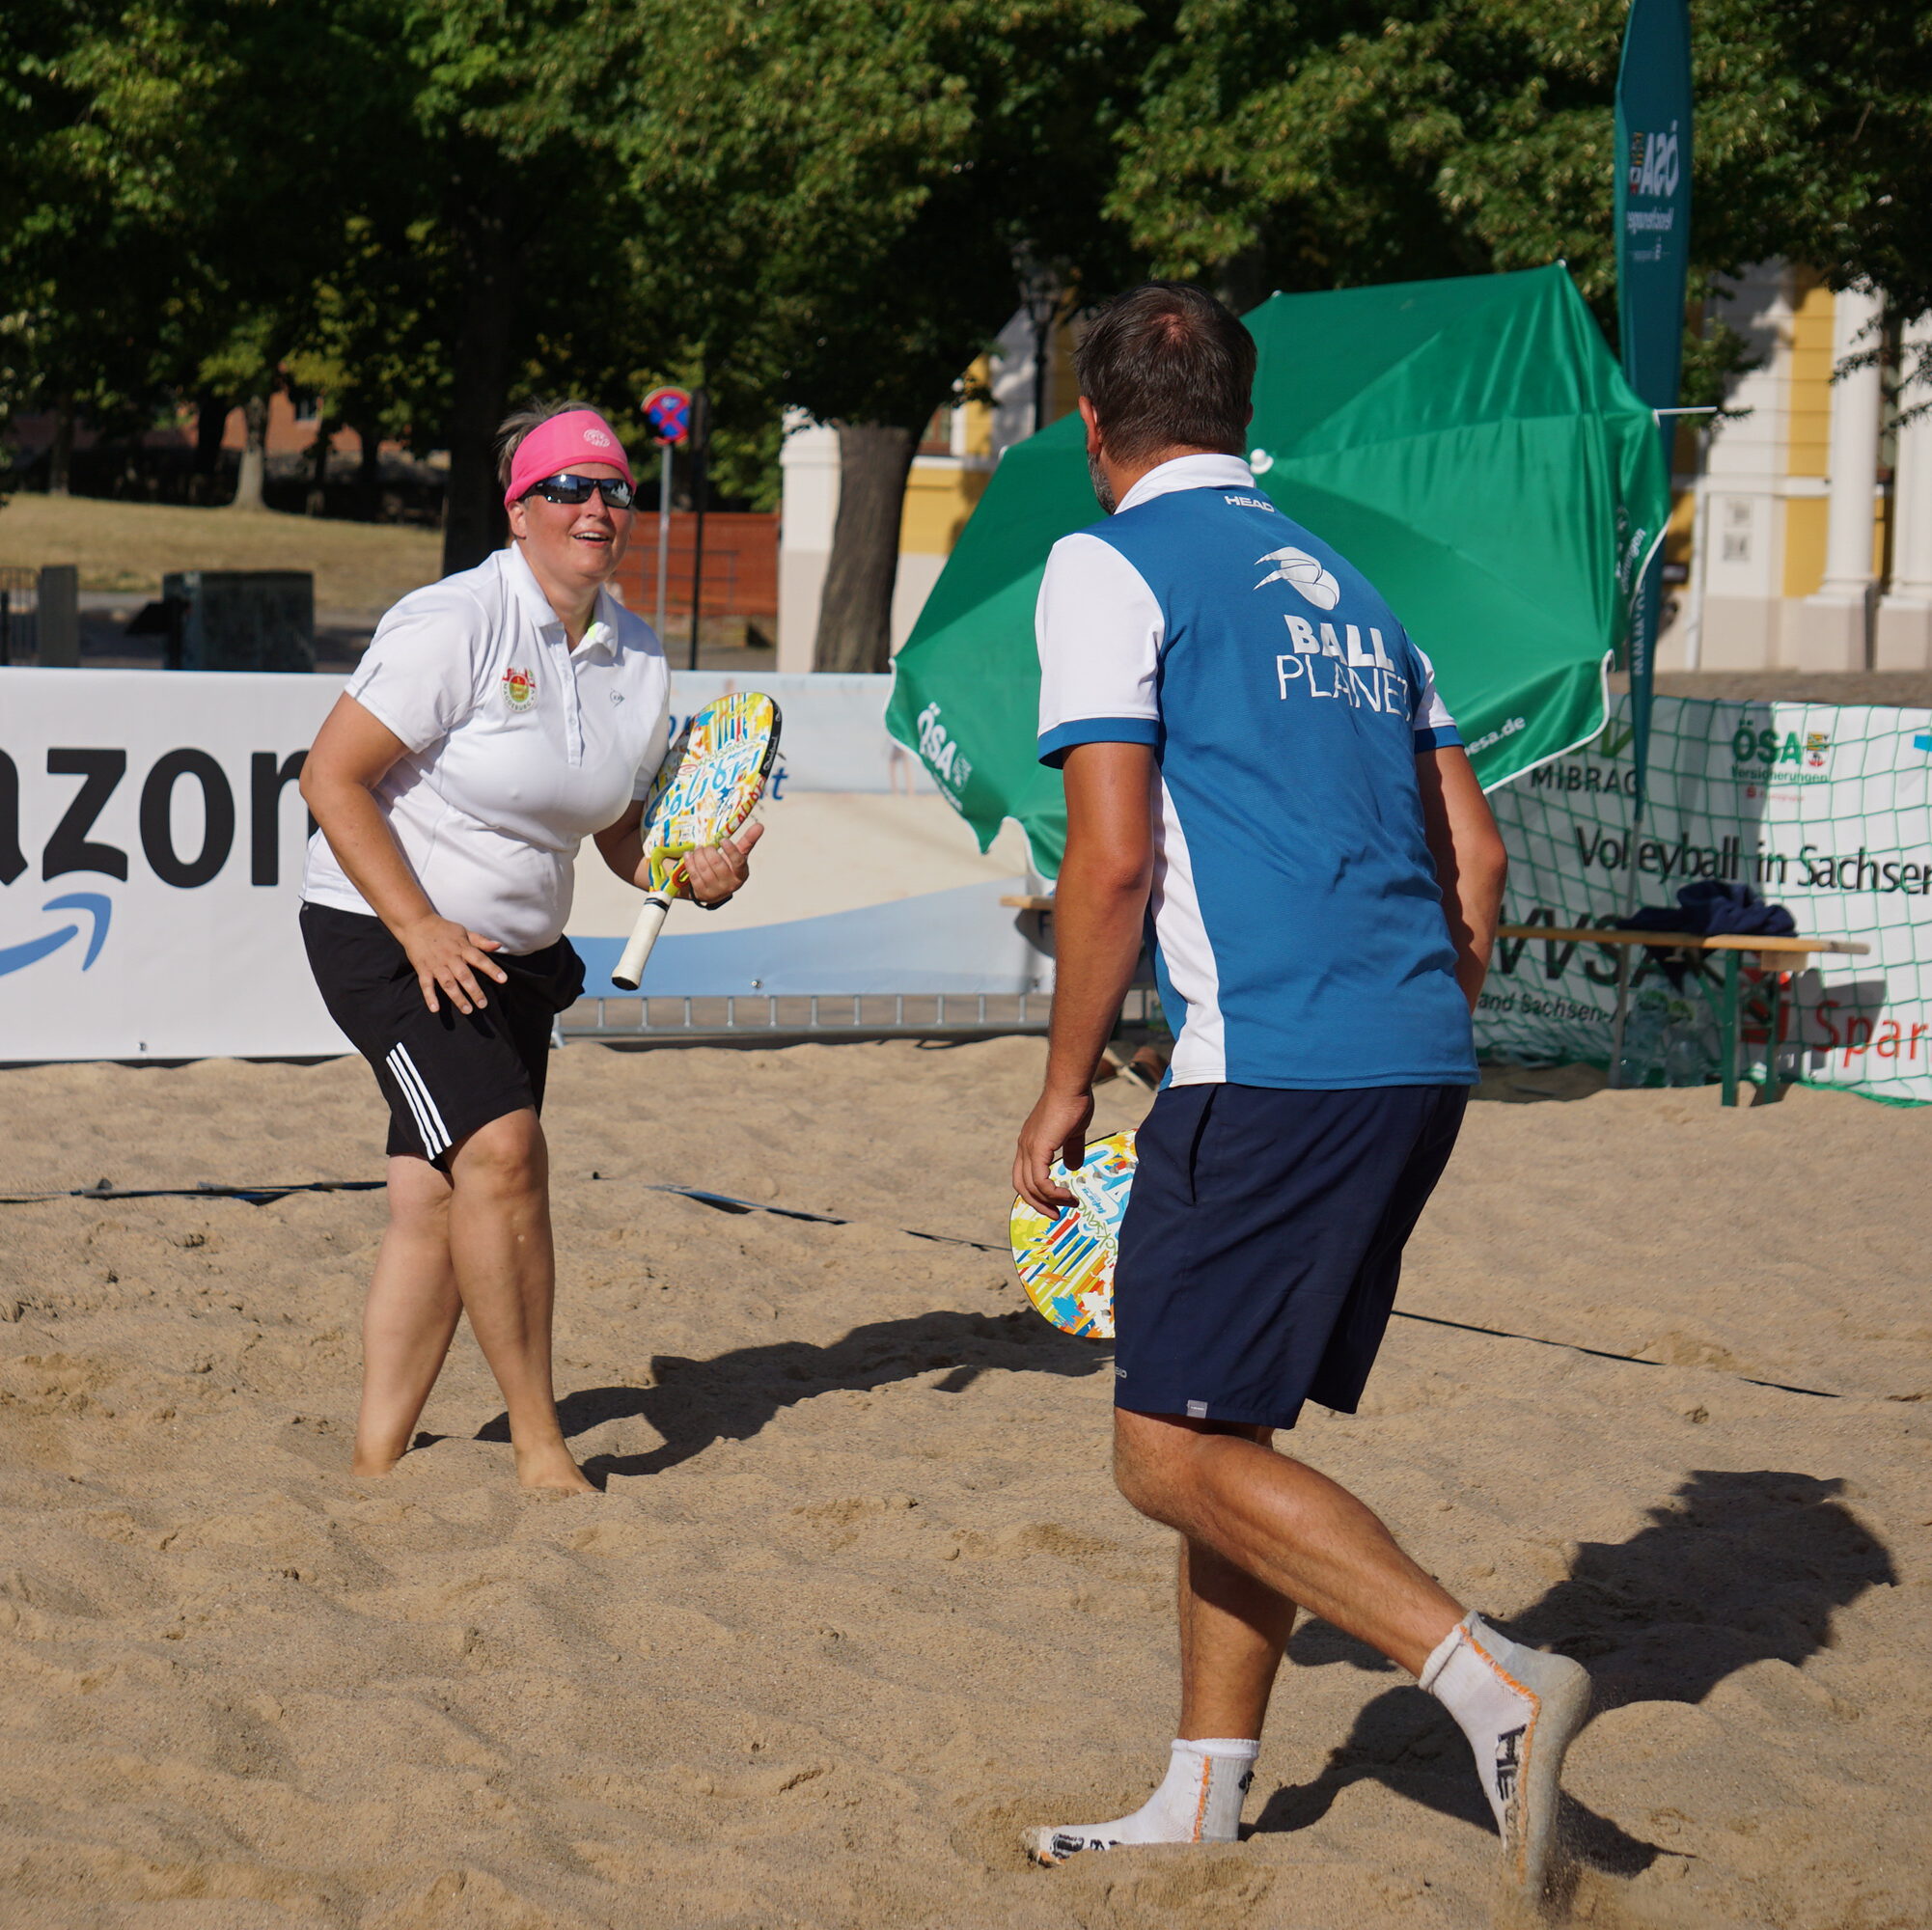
1616 990 1670 1089
1663 1001 1710 1088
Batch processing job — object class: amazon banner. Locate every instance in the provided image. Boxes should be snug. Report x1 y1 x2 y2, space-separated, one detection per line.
1 670 343 1061
0 668 1037 1063
1479 696 1932 1105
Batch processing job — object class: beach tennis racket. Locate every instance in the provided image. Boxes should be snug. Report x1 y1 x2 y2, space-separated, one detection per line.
1008 1131 1137 1339
611 691 781 991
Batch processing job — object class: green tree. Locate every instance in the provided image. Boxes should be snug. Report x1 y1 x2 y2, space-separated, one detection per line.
617 0 1150 672
1112 0 1932 398
2 0 374 505
3 1 654 550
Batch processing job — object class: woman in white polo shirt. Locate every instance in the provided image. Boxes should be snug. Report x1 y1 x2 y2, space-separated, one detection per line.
299 400 758 1494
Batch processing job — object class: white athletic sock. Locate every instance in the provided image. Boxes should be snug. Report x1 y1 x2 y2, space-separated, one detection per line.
1421 1612 1591 1889
1024 1738 1260 1865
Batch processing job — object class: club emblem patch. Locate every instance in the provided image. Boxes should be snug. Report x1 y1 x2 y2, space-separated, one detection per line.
502 667 537 710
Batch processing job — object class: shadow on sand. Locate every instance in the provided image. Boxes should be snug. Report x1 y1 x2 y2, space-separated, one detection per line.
1253 1470 1896 1873
475 1307 1109 1480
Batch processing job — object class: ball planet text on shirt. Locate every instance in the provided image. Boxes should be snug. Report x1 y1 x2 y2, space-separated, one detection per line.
1275 620 1410 715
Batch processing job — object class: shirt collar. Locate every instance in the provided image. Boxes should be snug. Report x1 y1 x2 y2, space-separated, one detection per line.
580 585 622 660
1116 452 1256 515
500 539 620 656
501 541 564 636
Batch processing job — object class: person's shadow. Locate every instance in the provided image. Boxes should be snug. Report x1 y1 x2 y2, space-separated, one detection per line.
1253 1471 1896 1873
474 1307 1108 1479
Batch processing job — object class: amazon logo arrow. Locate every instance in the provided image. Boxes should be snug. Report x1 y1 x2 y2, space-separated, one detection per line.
0 893 112 977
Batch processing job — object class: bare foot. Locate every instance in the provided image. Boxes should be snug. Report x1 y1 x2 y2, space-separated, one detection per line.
515 1440 596 1495
350 1440 407 1477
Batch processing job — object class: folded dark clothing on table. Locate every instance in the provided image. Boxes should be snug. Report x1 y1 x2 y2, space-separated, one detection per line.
1623 883 1796 985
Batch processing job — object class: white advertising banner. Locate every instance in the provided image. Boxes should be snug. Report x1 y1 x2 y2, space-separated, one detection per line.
0 669 1025 1062
671 672 937 798
2 669 343 1061
1479 696 1932 1105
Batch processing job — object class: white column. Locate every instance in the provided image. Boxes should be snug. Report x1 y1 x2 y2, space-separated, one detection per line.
1817 285 1885 594
1697 262 1793 671
1792 285 1884 668
1877 312 1932 669
777 411 840 673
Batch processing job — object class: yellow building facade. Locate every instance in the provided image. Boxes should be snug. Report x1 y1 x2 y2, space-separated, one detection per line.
1670 264 1930 671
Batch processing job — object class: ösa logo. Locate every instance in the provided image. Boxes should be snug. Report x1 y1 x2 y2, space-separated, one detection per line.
1254 547 1341 610
913 701 973 792
1628 126 1681 200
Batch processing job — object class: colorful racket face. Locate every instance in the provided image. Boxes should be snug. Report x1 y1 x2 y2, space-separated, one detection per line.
1009 1131 1138 1339
639 692 782 897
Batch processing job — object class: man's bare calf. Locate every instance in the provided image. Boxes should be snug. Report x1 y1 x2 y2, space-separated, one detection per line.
1025 1409 1588 1891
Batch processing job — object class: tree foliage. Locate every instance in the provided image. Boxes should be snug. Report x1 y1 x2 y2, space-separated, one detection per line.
610 0 1149 667
1113 0 1932 403
2 0 1927 628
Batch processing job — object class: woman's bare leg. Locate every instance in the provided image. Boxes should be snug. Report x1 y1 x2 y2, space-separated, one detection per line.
353 1153 463 1475
445 1108 593 1494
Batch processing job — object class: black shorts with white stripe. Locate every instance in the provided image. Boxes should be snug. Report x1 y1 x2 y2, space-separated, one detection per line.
300 903 586 1167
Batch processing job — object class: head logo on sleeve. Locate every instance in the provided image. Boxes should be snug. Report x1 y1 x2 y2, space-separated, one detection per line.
502 667 538 711
1254 547 1340 609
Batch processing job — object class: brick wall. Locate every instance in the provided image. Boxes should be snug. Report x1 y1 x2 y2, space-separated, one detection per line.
612 511 778 621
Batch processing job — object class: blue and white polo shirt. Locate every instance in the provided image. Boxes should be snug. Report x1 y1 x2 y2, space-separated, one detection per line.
1036 453 1476 1089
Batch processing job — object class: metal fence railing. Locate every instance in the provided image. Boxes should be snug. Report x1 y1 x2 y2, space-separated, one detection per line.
554 986 1161 1047
560 991 1041 1045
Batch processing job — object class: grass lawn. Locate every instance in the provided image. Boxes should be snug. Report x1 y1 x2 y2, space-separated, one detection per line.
0 492 444 616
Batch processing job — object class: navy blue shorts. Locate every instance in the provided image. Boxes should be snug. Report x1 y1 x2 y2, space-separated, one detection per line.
1111 1082 1467 1430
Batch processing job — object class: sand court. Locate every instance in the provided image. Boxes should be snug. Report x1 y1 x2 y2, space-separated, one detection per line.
1 1038 1927 1928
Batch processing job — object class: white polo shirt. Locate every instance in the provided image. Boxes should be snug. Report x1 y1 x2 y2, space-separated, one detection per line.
302 544 671 953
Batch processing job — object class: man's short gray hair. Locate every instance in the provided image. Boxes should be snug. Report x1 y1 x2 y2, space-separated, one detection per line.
495 398 604 492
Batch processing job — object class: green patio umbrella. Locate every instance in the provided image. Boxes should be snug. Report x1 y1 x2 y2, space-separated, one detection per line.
885 263 1667 872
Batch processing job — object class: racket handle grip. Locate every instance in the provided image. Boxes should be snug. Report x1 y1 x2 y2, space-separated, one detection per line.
610 894 671 991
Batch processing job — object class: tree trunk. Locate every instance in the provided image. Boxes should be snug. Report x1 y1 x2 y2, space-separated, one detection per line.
231 391 269 511
352 417 383 521
1214 246 1272 321
48 396 74 496
192 390 228 505
813 423 917 673
441 254 516 576
307 416 334 516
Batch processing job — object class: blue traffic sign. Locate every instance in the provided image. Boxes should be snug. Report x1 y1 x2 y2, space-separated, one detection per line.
642 386 691 445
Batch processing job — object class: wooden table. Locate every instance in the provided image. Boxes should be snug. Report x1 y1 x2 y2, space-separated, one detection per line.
1495 925 1871 1106
1006 897 1870 1107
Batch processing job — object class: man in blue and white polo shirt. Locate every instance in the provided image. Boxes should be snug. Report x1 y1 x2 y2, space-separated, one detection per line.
1013 284 1590 1895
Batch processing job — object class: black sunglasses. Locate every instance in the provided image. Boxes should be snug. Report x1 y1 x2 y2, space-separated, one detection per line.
526 472 636 510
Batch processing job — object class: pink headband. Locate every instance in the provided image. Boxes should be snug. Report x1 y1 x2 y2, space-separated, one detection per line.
504 410 634 508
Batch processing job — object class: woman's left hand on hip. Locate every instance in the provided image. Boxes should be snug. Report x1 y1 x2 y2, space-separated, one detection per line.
681 819 764 907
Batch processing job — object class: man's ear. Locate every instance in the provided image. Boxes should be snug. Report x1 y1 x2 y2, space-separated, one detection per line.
1078 395 1102 455
505 499 528 542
